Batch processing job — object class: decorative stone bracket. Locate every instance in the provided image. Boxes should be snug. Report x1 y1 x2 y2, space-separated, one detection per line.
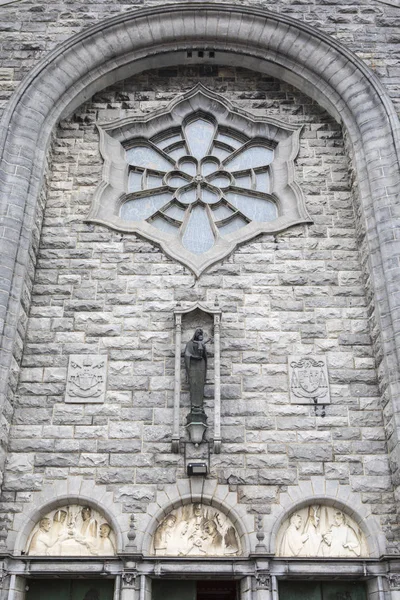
171 302 222 453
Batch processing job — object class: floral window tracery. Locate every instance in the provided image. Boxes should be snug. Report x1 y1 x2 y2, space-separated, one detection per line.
88 85 311 275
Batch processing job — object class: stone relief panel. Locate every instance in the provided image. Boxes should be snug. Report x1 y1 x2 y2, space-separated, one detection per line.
276 505 369 558
288 356 330 404
26 505 116 556
65 355 107 403
151 503 242 557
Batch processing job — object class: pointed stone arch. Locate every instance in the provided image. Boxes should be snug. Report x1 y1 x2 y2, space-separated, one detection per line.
1 3 400 487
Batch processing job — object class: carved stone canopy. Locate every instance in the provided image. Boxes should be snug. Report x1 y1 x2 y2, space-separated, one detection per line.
26 504 116 556
276 505 369 558
151 503 242 557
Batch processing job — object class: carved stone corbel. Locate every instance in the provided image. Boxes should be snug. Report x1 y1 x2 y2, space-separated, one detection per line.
256 573 271 590
388 574 400 590
122 571 137 587
0 562 8 585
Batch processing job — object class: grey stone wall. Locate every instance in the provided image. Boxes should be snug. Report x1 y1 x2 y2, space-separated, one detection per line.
0 0 399 122
2 66 395 546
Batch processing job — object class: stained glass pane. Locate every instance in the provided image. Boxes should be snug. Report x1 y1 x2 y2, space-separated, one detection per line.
233 174 252 189
202 159 220 176
147 175 164 189
179 160 197 177
208 173 231 188
185 119 215 160
212 146 231 160
157 135 182 149
179 187 197 204
212 204 235 220
182 206 215 254
218 216 248 235
151 216 179 234
167 147 187 161
126 146 172 171
226 192 277 222
217 133 242 149
168 175 190 188
164 204 186 221
256 171 270 193
120 193 170 221
201 187 219 204
128 171 143 192
225 146 274 170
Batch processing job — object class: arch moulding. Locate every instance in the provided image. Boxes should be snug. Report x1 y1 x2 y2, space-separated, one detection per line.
10 478 127 555
1 3 400 489
263 477 387 558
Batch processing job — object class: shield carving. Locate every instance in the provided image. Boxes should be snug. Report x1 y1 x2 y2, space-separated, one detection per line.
87 85 311 276
289 356 330 404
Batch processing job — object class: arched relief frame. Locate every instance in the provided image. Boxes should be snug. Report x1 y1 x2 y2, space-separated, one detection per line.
1 2 400 493
11 492 125 556
137 480 252 557
265 485 386 558
88 84 309 277
172 301 222 453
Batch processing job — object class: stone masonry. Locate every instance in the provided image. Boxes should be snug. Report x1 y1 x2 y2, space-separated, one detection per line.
1 65 394 546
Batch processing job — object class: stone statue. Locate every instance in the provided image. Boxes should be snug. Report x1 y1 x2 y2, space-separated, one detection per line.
184 328 211 442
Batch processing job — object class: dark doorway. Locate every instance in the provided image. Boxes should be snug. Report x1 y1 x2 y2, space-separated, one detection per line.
279 581 367 600
152 579 238 600
26 579 115 600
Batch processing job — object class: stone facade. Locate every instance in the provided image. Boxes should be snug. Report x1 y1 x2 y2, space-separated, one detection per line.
0 2 400 600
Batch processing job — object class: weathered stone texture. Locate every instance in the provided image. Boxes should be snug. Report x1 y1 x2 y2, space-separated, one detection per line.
0 0 399 121
1 65 394 542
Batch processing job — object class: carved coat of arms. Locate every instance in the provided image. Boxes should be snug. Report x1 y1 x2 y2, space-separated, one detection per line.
65 355 107 403
288 356 330 404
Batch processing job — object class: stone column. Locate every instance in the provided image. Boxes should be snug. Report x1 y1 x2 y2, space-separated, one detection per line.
213 313 221 453
171 313 182 453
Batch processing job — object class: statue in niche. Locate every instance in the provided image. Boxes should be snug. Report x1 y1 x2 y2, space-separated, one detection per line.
152 503 241 557
26 504 116 556
184 328 211 443
276 505 367 558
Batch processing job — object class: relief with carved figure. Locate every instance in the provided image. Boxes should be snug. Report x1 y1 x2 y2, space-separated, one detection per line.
26 505 116 556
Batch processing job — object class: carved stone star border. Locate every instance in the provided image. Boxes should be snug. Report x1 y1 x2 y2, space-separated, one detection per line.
87 85 312 276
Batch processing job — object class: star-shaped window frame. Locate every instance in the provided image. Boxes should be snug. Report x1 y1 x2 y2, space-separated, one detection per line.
88 85 311 276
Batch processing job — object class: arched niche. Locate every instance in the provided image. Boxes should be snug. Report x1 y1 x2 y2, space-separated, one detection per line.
151 502 242 557
140 492 251 557
172 301 222 452
270 497 384 559
275 504 369 558
13 496 123 556
1 3 400 484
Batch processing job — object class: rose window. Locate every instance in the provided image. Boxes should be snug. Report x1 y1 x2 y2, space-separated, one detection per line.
89 86 310 275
